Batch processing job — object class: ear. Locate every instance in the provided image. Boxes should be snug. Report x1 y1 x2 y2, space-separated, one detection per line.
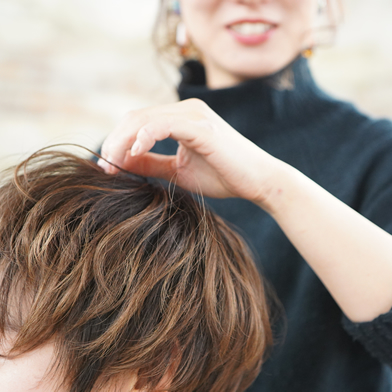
132 370 172 392
134 343 181 391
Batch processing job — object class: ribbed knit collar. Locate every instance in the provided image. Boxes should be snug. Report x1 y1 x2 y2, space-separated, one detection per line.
178 56 329 141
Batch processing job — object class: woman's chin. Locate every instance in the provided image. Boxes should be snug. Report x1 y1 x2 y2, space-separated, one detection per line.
226 60 295 81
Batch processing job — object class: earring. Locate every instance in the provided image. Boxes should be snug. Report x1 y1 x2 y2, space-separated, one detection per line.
176 22 188 46
302 48 314 59
170 0 193 58
176 21 190 57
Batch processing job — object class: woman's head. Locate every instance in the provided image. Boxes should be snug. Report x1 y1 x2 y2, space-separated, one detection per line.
0 149 272 391
154 0 341 88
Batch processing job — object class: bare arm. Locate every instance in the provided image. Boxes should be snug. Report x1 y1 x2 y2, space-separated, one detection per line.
262 162 392 322
99 98 392 323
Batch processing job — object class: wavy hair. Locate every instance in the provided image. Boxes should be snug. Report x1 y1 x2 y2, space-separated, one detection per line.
0 148 272 391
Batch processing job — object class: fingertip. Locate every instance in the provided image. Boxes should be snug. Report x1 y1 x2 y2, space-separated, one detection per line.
107 156 121 174
97 156 118 174
97 158 109 172
131 140 141 156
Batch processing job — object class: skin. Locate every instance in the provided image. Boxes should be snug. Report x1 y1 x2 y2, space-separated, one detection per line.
180 0 317 88
5 1 392 389
0 337 140 391
0 330 170 391
0 333 177 391
0 334 63 392
98 0 392 324
99 100 392 324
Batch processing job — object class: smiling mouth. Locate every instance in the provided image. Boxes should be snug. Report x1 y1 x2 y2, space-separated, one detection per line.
228 22 274 36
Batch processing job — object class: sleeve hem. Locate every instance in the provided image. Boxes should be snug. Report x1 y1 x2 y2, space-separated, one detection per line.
342 308 392 366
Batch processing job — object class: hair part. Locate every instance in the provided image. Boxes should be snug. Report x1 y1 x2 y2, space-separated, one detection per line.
0 148 272 391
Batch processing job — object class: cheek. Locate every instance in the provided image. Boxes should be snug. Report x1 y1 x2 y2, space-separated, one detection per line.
181 0 221 11
180 0 221 45
282 0 317 41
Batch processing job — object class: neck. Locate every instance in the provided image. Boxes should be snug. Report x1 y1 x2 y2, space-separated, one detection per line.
203 58 246 89
202 55 305 90
178 56 330 140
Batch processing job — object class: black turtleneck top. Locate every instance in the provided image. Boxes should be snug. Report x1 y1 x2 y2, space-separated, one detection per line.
151 57 392 391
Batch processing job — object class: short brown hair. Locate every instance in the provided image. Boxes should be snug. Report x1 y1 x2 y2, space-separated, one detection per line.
0 148 272 391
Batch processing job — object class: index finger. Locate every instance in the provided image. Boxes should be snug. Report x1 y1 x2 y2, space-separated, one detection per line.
99 99 214 173
99 110 150 173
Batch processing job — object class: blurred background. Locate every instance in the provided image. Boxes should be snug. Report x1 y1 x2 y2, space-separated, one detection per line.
0 0 391 169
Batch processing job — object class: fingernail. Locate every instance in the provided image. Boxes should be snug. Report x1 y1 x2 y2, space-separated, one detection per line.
106 156 115 173
97 157 113 173
97 158 108 171
131 140 141 156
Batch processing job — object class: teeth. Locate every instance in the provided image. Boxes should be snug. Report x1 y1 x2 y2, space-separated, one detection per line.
230 22 272 36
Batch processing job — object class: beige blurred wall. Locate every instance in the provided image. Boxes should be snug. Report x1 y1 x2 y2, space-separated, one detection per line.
0 0 391 169
311 0 392 118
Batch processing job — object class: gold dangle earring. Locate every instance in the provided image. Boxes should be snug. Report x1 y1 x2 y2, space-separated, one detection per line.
176 21 190 58
302 0 327 58
168 0 201 61
302 48 314 58
169 0 191 58
169 0 189 57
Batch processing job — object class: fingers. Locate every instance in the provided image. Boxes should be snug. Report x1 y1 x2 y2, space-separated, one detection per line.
130 117 217 159
98 99 228 173
130 125 170 157
99 110 147 173
121 152 177 182
98 118 213 175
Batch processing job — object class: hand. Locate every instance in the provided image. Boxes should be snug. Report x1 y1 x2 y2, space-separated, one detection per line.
99 99 392 324
98 98 281 205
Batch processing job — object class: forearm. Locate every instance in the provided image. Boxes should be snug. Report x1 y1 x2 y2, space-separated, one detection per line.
260 162 392 323
99 99 392 324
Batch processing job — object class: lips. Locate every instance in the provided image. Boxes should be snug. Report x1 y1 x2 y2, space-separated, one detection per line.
226 20 277 45
230 22 273 35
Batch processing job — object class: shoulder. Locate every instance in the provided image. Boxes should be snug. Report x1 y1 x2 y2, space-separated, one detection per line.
320 92 392 138
311 98 392 230
300 93 392 203
307 91 392 160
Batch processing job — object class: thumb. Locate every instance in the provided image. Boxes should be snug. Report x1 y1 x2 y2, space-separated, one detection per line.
121 151 177 182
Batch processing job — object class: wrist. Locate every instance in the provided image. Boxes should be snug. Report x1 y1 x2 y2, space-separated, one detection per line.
254 160 303 217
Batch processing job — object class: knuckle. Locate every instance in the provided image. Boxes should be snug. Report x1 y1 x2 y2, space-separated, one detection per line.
124 109 137 122
163 115 175 133
103 140 116 154
186 98 208 110
139 126 152 141
124 109 148 125
183 98 213 123
204 120 219 134
200 120 220 142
